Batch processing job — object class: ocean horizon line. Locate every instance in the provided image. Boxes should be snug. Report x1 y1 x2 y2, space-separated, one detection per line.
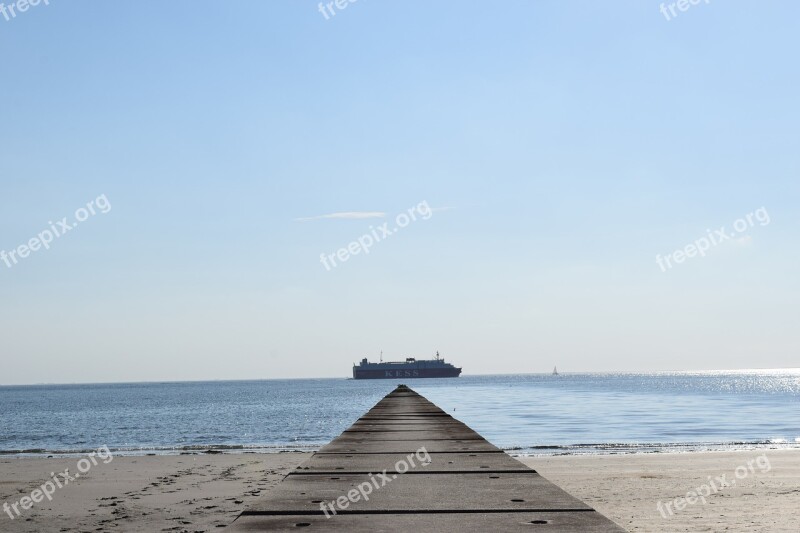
3 367 800 388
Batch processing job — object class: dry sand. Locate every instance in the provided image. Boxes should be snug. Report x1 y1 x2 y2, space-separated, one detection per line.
519 449 800 532
1 449 798 532
0 452 306 533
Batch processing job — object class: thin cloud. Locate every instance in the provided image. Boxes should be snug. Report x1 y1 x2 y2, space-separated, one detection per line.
295 211 386 222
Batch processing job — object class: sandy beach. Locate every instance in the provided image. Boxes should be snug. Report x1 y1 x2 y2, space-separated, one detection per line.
1 449 797 532
0 452 306 533
518 450 800 532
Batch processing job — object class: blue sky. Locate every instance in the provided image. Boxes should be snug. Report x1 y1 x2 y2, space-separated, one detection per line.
1 1 798 384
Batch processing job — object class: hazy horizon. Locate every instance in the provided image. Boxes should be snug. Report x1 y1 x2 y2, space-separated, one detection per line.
4 367 800 388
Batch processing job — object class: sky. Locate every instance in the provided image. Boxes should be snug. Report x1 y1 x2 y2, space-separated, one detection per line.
1 1 798 385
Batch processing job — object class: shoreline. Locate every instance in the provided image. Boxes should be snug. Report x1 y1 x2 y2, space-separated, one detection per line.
3 441 799 459
2 450 799 531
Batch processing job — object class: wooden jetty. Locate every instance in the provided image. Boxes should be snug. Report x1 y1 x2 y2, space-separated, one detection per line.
229 385 625 532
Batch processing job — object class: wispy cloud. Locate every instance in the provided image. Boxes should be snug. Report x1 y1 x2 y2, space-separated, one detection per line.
295 211 386 222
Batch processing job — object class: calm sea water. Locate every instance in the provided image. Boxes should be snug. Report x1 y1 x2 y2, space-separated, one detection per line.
2 371 799 456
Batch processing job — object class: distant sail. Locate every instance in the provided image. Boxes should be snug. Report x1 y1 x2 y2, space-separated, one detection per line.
553 366 558 375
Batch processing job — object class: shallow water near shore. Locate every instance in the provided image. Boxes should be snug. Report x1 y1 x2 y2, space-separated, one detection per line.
2 371 799 456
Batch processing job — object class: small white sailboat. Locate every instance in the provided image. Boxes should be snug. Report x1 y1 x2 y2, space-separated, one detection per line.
552 366 559 376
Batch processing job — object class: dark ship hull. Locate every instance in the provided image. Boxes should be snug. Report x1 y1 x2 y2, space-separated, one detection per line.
353 367 462 379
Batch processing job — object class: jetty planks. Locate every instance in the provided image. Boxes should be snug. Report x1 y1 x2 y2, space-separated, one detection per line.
229 385 625 532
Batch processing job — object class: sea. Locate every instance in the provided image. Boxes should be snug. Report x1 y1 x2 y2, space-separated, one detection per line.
2 371 799 457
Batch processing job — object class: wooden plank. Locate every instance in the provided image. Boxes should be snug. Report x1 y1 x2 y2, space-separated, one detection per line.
231 512 625 532
244 472 592 513
294 452 533 474
318 439 502 453
334 430 485 440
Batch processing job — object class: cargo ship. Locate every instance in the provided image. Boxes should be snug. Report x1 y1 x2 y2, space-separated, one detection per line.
352 352 462 379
